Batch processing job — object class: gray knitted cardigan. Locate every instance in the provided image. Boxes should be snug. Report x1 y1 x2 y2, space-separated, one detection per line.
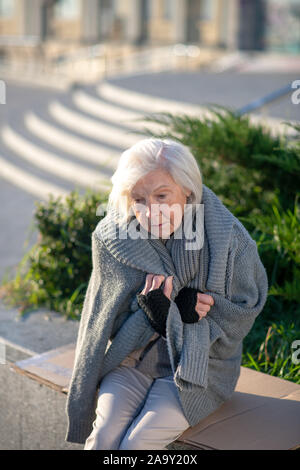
65 184 269 444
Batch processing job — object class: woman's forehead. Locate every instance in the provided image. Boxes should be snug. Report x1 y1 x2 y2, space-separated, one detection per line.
132 184 172 196
131 170 176 193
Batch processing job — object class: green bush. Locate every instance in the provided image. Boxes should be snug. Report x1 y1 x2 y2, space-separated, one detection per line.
136 106 299 215
135 107 300 384
0 188 109 319
242 321 300 382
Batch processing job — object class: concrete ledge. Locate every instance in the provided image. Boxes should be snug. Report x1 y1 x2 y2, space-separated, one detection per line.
0 359 83 450
5 343 300 451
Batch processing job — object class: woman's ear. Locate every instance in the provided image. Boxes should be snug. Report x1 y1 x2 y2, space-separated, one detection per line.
186 192 192 203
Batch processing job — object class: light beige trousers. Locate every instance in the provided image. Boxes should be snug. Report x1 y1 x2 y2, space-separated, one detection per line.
84 363 190 450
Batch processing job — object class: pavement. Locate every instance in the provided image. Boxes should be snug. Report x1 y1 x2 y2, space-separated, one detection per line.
0 302 79 356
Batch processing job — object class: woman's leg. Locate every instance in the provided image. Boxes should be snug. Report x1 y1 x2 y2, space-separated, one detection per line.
84 364 153 450
118 375 190 450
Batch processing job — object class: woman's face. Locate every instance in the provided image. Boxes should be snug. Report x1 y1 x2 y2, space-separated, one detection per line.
129 169 191 239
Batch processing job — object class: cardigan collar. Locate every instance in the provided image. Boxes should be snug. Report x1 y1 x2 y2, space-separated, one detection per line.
96 184 235 296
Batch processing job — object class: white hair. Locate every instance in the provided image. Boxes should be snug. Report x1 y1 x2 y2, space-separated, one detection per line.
107 137 203 225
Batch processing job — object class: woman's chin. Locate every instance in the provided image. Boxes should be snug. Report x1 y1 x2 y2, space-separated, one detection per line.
149 225 173 239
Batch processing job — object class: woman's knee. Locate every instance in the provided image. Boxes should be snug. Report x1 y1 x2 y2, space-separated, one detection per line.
118 433 150 450
84 418 122 450
118 424 176 451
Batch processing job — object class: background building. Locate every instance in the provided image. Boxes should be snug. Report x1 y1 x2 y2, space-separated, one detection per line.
0 0 299 59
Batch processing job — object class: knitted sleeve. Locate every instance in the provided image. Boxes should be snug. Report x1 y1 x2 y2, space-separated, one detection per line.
208 239 269 358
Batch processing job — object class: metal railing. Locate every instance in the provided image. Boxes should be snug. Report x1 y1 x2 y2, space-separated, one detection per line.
237 84 293 116
235 83 299 139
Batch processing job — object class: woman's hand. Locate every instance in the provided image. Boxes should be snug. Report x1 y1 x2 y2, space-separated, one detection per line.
140 274 173 300
139 275 215 323
195 293 214 320
174 287 214 323
137 274 173 337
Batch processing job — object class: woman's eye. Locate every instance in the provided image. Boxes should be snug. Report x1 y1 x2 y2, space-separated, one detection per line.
158 195 166 199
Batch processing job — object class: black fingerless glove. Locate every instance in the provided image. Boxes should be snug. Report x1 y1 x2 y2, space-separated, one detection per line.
174 287 200 323
136 288 171 337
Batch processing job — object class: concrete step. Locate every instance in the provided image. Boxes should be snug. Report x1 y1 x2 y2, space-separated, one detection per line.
71 88 166 133
48 100 145 148
6 105 118 175
24 111 120 172
0 120 80 197
0 77 223 204
2 125 112 193
0 80 121 200
0 154 69 201
98 81 208 116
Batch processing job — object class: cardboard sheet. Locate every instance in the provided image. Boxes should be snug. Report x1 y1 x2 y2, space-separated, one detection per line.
13 343 75 392
178 367 300 450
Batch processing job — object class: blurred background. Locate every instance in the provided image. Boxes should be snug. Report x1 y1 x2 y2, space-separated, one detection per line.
0 0 300 83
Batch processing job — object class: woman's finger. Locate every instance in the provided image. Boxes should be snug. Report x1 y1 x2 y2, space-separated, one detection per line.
150 275 165 291
197 293 214 306
196 309 208 320
195 301 211 313
163 276 173 300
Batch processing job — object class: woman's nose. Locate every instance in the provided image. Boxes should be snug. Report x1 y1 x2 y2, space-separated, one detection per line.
145 202 160 220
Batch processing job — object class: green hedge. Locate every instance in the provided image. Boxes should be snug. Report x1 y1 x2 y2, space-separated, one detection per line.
0 189 109 320
1 107 299 383
136 107 300 383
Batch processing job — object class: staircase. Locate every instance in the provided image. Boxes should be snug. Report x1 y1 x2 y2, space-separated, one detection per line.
0 80 206 202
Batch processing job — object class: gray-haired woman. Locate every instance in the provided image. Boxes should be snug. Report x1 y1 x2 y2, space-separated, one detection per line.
65 138 269 450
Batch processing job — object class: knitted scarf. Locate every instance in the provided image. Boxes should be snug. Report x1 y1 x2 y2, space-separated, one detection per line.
97 184 235 382
66 184 269 443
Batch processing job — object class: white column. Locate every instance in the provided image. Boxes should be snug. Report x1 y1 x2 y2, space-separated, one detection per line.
226 0 240 50
173 0 188 43
81 0 101 43
18 0 42 37
126 0 142 44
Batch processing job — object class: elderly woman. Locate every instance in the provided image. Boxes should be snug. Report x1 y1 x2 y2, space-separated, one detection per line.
65 138 268 450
